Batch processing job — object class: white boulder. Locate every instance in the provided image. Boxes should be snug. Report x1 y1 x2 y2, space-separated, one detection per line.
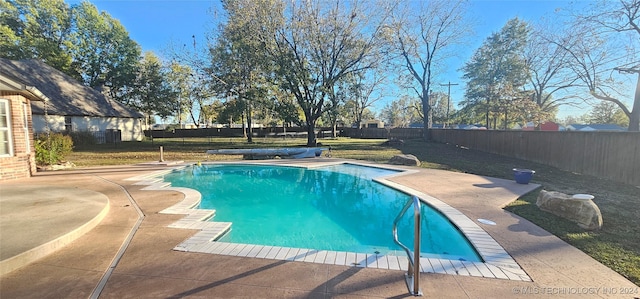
536 190 603 230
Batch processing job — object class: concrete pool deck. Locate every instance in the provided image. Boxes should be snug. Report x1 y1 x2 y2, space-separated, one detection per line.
0 159 638 298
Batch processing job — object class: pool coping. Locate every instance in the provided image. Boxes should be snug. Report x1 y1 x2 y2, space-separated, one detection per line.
125 160 532 282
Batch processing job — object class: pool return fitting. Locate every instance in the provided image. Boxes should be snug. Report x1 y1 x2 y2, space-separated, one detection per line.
392 196 423 296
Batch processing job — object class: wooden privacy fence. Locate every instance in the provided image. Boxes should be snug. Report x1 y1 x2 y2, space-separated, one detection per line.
341 127 424 139
429 129 640 187
142 126 639 186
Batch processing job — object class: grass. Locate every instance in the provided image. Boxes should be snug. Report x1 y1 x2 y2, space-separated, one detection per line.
65 136 640 285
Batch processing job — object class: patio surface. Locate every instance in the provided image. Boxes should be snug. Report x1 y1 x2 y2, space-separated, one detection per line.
0 159 637 298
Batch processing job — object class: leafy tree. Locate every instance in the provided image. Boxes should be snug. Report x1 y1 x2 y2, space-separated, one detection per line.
585 101 630 127
344 71 387 130
217 98 246 127
200 100 224 126
71 1 141 103
129 52 175 126
430 91 456 125
209 0 277 142
323 80 348 137
252 0 389 146
388 0 470 138
165 62 191 127
183 76 213 128
166 62 214 128
0 1 23 59
0 0 75 75
561 115 586 126
271 91 303 127
461 18 531 129
380 96 422 128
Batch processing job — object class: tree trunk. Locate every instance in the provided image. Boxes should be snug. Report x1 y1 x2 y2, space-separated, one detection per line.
242 111 247 139
306 125 316 146
629 73 640 131
246 106 253 143
331 121 337 138
422 92 430 141
485 98 491 130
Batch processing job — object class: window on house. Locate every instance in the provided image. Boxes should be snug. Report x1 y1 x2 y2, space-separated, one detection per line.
0 99 13 157
64 116 72 132
22 103 30 152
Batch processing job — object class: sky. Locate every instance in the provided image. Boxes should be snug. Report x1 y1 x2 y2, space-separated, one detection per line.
66 0 601 122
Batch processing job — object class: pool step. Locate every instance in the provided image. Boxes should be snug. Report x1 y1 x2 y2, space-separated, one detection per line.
140 181 172 190
174 222 232 252
167 209 216 229
158 187 202 214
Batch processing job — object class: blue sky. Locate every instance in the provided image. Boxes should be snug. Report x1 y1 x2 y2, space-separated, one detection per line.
68 0 593 120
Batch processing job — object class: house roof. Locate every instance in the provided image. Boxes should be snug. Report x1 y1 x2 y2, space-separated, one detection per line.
585 124 626 131
567 124 589 130
0 58 143 118
0 73 49 102
568 123 626 131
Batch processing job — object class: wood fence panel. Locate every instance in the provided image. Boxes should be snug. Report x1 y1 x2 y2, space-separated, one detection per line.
632 136 640 185
428 129 639 186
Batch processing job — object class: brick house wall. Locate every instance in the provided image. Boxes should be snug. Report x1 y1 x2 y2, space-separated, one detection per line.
0 92 36 181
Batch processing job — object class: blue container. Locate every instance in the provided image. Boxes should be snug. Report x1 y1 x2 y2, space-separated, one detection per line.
513 168 535 184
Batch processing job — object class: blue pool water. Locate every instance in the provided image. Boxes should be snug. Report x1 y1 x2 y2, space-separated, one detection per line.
163 163 482 262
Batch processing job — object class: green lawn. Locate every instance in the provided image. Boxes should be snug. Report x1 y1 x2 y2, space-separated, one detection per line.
65 137 640 285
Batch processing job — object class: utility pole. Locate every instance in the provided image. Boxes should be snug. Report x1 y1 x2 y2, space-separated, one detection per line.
440 81 458 128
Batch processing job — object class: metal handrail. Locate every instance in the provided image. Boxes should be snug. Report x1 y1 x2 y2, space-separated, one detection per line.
392 195 423 296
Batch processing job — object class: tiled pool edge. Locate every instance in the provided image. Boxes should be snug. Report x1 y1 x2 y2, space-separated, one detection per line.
127 162 532 282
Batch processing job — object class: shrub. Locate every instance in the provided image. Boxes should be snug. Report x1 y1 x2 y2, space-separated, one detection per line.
68 131 97 148
35 133 73 166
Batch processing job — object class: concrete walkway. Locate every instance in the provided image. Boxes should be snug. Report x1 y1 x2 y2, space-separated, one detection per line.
0 160 637 298
0 185 109 275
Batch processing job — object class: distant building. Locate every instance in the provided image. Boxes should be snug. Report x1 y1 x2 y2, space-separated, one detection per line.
361 119 384 129
521 121 561 131
450 124 486 130
0 58 145 142
566 124 626 131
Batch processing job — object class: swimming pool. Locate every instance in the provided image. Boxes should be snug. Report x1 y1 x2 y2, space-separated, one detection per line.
162 163 482 262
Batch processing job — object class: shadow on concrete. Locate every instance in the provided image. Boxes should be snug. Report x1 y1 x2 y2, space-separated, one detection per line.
166 260 289 298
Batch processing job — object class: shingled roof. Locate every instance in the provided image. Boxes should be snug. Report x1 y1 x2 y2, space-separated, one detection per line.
0 58 143 118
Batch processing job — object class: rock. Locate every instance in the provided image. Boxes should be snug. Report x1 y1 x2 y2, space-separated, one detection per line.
383 138 404 146
536 190 603 230
389 154 420 166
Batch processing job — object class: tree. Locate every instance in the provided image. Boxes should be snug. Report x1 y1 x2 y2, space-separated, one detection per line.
0 0 75 75
430 91 455 125
200 99 224 126
380 96 422 128
166 62 190 127
271 91 303 127
561 115 586 126
558 0 640 131
217 98 245 127
130 52 175 126
255 0 390 146
210 0 277 142
0 0 141 106
324 79 348 137
71 1 141 103
388 0 470 139
345 71 387 130
525 20 580 114
461 18 531 129
585 101 630 126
